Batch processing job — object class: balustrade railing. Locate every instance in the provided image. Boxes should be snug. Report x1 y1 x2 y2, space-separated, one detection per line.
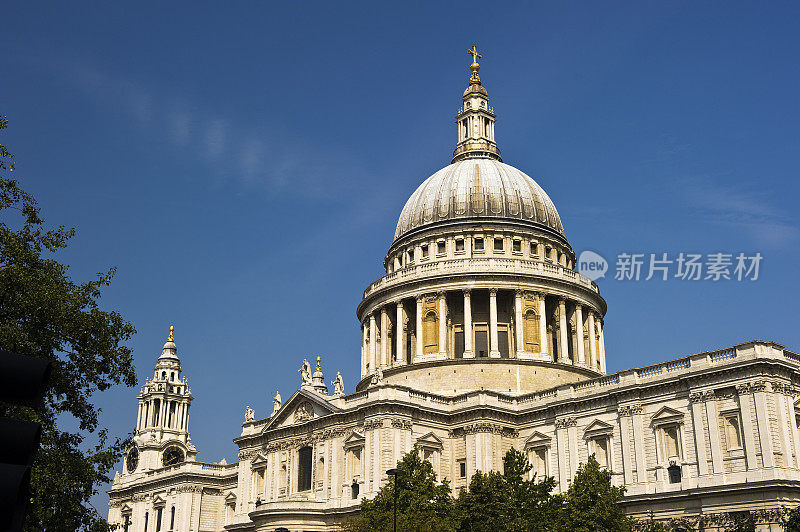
364 257 598 298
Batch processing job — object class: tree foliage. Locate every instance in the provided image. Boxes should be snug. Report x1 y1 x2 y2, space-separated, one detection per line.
557 454 631 532
455 447 560 532
344 448 635 532
0 116 137 531
782 505 800 532
341 449 456 532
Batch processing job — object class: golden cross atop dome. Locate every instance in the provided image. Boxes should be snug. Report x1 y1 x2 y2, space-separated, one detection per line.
467 45 482 83
467 45 482 64
316 356 321 372
168 325 174 342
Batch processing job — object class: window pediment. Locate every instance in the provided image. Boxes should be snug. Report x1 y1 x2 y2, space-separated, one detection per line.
152 494 166 507
650 406 685 426
344 431 365 450
416 432 444 450
524 431 551 449
251 452 268 468
583 419 614 438
224 491 237 503
120 503 132 514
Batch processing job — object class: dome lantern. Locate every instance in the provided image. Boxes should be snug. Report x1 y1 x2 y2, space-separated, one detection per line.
452 46 502 163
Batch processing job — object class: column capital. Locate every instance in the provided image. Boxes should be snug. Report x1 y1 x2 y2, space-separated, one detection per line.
416 294 425 302
396 299 403 308
575 303 583 310
489 288 498 296
437 290 447 298
462 288 472 296
515 289 524 297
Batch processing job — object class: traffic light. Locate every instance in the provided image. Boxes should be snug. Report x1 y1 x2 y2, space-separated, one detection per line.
0 349 51 531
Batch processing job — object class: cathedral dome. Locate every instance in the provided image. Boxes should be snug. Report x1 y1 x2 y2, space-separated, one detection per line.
394 157 565 241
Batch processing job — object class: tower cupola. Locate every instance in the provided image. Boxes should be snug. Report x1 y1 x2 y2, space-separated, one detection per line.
452 46 502 163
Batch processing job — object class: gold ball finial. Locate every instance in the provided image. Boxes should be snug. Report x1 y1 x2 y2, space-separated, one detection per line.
467 45 482 83
168 325 174 342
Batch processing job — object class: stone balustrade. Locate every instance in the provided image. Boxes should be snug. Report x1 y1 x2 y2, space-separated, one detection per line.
363 257 598 299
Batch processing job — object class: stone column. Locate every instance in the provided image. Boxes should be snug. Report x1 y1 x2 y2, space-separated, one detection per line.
415 296 423 362
514 290 524 357
689 395 710 476
380 307 389 368
438 292 448 358
369 313 377 372
136 402 143 431
489 289 500 358
587 313 597 369
395 301 405 366
463 290 473 358
538 295 548 359
598 320 607 372
558 299 569 363
361 322 368 377
575 305 585 365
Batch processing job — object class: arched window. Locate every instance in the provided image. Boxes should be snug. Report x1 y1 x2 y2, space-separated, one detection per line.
297 446 312 492
523 309 540 351
423 311 438 355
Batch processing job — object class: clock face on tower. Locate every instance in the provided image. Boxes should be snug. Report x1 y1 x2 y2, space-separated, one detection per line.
125 446 139 473
162 446 185 467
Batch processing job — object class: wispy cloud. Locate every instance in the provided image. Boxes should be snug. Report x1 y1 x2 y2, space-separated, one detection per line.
53 58 369 202
683 177 799 246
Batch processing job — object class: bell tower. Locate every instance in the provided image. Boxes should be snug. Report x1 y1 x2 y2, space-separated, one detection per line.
123 327 197 475
452 45 502 163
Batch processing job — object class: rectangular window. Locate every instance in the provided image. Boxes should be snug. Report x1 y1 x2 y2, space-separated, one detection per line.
298 446 313 491
459 460 466 478
144 512 149 532
532 447 547 477
437 241 446 255
455 239 465 252
421 244 429 258
156 508 163 532
475 330 488 357
592 437 609 467
454 330 464 358
170 507 175 530
531 242 539 256
662 425 680 459
494 237 504 251
474 238 484 251
724 414 742 450
512 240 522 253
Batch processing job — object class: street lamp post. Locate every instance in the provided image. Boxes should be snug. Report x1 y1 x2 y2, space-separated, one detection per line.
386 468 405 532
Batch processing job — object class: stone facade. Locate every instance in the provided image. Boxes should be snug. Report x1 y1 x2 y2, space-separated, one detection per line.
108 53 800 531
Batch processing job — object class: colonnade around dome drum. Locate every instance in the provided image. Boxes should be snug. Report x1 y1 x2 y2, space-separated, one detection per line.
359 287 606 382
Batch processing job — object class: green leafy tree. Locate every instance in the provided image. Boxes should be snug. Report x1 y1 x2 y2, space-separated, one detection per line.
724 511 755 532
782 505 800 532
456 447 560 531
558 454 632 532
636 511 674 531
341 449 456 532
0 116 137 531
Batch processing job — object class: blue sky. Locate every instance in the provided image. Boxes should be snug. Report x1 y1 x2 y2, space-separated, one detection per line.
3 1 799 510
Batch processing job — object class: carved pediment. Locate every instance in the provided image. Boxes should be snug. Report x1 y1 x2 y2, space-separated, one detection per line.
152 494 166 507
120 503 132 514
224 491 237 503
251 452 268 468
524 431 552 449
344 431 365 449
416 432 444 450
650 406 685 426
261 389 340 432
583 419 614 438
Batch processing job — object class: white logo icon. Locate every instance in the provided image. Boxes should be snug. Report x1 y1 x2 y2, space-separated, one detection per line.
577 250 608 281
